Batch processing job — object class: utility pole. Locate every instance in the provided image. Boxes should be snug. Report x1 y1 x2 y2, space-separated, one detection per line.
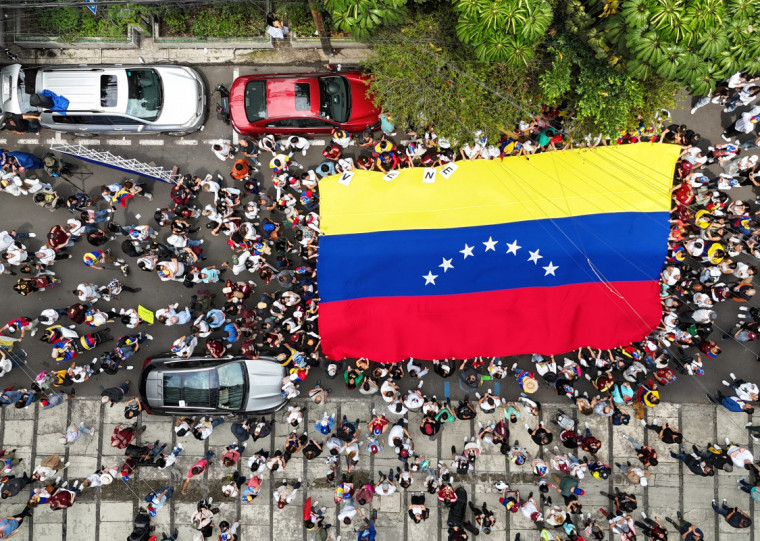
309 2 332 56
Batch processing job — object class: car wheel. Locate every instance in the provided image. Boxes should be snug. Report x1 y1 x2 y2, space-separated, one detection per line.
165 131 189 137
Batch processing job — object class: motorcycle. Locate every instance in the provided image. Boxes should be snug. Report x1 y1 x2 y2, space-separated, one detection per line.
214 83 230 124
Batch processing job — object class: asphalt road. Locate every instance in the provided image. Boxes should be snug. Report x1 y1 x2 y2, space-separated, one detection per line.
0 63 757 410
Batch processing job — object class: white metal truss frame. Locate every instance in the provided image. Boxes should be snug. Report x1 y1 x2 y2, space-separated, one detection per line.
49 143 180 184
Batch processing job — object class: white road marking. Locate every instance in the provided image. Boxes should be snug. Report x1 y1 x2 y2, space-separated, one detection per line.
139 140 164 146
107 139 132 146
0 139 6 145
175 139 199 145
78 139 101 145
55 132 62 142
44 138 57 145
311 140 326 146
17 138 40 145
231 67 239 145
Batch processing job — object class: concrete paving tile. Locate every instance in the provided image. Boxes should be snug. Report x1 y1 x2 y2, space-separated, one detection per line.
67 454 98 479
30 504 63 523
100 500 135 522
240 525 272 540
32 521 62 540
272 504 303 540
241 499 271 525
5 402 36 420
3 420 34 447
66 502 97 540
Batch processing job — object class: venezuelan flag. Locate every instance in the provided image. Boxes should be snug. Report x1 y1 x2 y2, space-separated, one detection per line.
318 144 680 362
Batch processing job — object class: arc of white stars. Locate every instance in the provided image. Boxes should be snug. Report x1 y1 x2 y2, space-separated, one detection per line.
483 237 498 251
506 240 521 255
460 244 474 259
527 249 543 264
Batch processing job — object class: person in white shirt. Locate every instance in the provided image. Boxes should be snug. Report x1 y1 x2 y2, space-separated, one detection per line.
75 283 101 303
722 373 759 402
211 140 235 161
284 135 311 156
723 105 760 140
35 245 57 266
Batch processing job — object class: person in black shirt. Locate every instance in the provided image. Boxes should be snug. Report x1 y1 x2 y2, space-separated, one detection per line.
642 419 682 444
712 499 752 528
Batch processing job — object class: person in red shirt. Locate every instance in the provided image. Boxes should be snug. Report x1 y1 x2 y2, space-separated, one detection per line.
222 443 246 467
49 480 82 510
182 450 214 494
110 423 145 449
46 224 72 252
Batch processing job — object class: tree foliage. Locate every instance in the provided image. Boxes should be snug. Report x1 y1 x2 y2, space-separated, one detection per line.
566 0 760 95
362 15 532 143
452 0 554 67
538 35 681 137
324 0 408 39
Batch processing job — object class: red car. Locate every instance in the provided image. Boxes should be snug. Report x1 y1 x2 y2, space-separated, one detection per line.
229 71 380 136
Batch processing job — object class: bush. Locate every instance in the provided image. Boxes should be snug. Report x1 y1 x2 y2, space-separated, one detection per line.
33 5 143 41
276 2 317 37
158 3 265 38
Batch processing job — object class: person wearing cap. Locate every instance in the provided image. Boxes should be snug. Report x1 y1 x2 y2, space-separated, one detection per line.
100 380 130 407
145 485 173 517
331 129 350 149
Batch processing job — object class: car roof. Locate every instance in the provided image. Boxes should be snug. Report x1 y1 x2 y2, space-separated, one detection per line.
36 67 129 113
266 77 321 119
143 355 286 413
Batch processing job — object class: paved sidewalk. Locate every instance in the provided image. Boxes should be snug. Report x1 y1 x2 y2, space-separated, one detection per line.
3 37 371 66
1 398 758 541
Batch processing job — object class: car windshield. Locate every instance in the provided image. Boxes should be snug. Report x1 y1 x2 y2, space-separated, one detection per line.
244 81 267 122
318 75 350 123
125 68 162 121
216 362 246 410
163 370 211 407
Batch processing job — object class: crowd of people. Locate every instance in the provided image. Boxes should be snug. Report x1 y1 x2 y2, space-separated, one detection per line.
0 69 758 541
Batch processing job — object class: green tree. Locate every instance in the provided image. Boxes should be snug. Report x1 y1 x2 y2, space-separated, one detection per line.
324 0 408 39
452 0 554 66
566 0 760 95
363 14 533 143
538 35 680 138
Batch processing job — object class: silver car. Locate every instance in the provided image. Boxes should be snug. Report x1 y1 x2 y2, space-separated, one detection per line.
0 63 206 135
138 355 287 416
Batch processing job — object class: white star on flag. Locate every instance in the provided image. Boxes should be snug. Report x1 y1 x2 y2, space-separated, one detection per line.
422 271 438 285
439 258 454 272
483 237 498 251
460 244 474 259
527 249 543 264
543 262 559 276
506 240 521 255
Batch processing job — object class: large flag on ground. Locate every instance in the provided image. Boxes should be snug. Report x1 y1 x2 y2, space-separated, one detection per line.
318 144 680 362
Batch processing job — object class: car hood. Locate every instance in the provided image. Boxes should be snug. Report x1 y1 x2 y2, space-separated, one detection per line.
155 67 203 126
244 359 286 412
345 73 380 124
